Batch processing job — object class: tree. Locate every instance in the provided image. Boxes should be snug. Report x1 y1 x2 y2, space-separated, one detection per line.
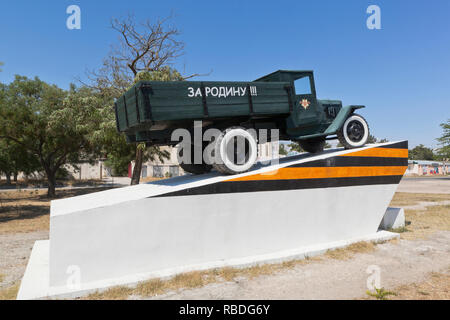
0 61 3 72
0 139 40 184
288 142 304 153
279 143 288 156
86 14 199 185
436 119 450 160
0 76 104 197
409 144 435 160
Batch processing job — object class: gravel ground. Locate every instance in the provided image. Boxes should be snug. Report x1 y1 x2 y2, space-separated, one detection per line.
149 231 450 300
0 231 48 288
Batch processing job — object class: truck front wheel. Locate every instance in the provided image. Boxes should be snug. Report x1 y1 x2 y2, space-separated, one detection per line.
298 139 325 153
211 127 258 175
337 114 369 149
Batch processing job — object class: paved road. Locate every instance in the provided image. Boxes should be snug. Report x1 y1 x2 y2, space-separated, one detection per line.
398 176 450 194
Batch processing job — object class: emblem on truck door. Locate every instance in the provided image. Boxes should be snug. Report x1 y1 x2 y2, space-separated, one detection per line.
301 99 310 109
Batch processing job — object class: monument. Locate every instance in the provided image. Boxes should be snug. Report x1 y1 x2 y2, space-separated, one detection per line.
18 140 408 299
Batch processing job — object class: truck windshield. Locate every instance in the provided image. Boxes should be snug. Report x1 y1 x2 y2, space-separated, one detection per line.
294 77 311 95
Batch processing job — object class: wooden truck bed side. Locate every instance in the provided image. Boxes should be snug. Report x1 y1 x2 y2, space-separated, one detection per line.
115 80 293 133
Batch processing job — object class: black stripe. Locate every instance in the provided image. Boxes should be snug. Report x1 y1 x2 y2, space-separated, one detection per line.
153 175 403 198
376 141 408 149
290 156 408 168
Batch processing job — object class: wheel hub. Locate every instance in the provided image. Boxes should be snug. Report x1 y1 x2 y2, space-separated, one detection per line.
347 120 364 142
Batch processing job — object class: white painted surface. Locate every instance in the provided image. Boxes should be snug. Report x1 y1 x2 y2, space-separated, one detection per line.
18 141 405 299
49 142 396 217
18 231 399 300
48 183 398 287
379 207 405 230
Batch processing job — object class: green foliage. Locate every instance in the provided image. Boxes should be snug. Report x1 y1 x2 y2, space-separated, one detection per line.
0 76 105 196
0 61 3 72
366 287 397 300
409 144 435 160
279 143 288 156
436 119 450 160
367 134 377 144
288 142 304 153
134 67 184 83
93 68 180 177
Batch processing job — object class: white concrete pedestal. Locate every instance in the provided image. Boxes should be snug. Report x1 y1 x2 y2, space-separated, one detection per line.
17 141 408 299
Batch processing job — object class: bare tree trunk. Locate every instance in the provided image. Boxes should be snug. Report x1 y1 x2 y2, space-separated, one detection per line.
131 147 143 185
13 172 18 182
47 171 56 198
5 173 11 185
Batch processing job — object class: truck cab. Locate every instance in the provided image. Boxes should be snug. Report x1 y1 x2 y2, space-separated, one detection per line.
255 70 342 139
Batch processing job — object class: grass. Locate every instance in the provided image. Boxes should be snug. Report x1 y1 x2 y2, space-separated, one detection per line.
388 226 410 233
0 282 20 300
390 272 450 300
325 241 376 260
85 257 323 300
366 287 397 300
400 205 450 240
389 192 449 207
0 187 114 234
0 274 4 283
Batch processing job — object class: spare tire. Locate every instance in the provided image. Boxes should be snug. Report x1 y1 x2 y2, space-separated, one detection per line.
211 126 258 175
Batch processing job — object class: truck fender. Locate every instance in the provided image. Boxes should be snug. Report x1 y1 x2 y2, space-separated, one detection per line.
324 105 365 135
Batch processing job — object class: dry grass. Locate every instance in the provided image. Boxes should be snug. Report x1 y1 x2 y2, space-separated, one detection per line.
0 282 20 300
0 274 4 283
85 256 323 300
401 205 450 240
85 240 383 300
390 271 450 300
325 241 376 260
389 192 449 207
0 187 114 234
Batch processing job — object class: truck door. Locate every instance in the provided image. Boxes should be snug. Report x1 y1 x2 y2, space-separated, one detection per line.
293 75 319 126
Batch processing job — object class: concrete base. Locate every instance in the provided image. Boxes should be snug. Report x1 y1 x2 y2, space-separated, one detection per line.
379 207 406 230
17 231 399 300
17 140 408 300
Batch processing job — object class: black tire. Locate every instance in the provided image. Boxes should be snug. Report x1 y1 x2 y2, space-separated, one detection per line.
177 143 212 175
298 139 325 153
180 163 212 175
211 126 258 175
337 113 370 149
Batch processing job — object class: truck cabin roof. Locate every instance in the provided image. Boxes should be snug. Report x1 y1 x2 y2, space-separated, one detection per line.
254 70 314 83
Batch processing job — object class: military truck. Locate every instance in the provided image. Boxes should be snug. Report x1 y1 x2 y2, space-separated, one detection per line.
115 70 369 175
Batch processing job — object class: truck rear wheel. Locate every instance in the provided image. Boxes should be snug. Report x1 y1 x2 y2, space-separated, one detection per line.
337 113 369 149
298 139 325 153
211 127 258 175
178 143 212 175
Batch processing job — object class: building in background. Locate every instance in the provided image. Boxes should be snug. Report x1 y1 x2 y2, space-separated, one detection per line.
132 142 279 179
405 160 449 176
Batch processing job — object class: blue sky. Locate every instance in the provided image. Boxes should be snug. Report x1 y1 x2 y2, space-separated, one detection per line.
0 0 449 148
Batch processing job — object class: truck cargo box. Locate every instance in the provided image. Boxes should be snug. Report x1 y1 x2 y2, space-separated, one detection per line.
115 80 294 133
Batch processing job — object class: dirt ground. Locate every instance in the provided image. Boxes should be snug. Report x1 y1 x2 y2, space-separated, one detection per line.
145 231 449 300
0 178 448 300
397 176 450 194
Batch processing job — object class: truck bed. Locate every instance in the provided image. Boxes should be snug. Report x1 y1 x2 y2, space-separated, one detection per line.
115 80 293 134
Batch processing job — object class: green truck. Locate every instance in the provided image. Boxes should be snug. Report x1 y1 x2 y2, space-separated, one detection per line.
115 70 370 175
